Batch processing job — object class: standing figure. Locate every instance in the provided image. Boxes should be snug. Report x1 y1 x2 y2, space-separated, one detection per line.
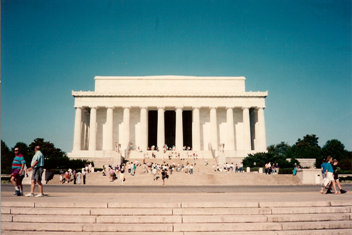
10 147 26 196
82 169 87 184
26 146 45 197
73 170 77 184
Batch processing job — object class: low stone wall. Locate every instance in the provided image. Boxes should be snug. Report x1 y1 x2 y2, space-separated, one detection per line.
297 169 322 185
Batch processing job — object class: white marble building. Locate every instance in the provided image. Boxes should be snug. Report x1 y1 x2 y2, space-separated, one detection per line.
68 76 267 165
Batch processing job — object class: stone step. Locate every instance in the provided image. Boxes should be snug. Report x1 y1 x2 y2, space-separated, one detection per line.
3 206 351 216
3 200 350 209
2 230 352 235
266 213 352 222
90 208 174 216
1 222 173 232
2 232 183 235
173 221 352 231
184 230 352 235
271 206 351 214
183 213 351 223
3 215 183 224
2 200 351 233
173 207 272 215
3 213 351 224
3 221 351 232
281 220 352 230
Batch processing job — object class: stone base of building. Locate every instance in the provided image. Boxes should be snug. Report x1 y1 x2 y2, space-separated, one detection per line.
68 149 259 168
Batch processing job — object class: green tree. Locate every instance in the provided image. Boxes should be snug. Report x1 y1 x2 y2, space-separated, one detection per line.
1 140 12 173
291 134 322 166
28 138 87 170
242 152 270 168
28 138 69 170
322 139 349 161
267 142 293 158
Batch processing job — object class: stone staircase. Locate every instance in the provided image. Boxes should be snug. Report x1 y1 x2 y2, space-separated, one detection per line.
128 151 214 159
2 200 352 234
45 158 300 186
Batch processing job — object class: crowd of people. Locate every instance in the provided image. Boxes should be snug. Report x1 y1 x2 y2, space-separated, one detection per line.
9 145 348 195
102 159 204 185
59 163 94 184
265 162 280 174
213 162 244 172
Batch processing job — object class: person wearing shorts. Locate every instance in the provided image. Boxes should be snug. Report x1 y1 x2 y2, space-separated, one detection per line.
331 159 347 194
10 147 26 196
325 156 338 194
26 146 45 197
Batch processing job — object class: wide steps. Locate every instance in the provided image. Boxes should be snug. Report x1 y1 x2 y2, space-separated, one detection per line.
2 201 352 234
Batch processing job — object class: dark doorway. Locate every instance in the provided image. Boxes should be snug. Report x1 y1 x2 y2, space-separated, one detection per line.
164 111 175 149
183 110 192 149
148 110 157 148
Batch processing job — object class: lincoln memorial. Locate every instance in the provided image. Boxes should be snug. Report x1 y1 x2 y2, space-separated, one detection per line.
68 76 268 165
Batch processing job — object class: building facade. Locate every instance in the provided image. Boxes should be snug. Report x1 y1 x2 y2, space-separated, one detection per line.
68 76 268 165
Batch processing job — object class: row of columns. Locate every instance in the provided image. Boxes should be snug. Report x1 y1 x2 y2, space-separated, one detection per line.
73 106 266 153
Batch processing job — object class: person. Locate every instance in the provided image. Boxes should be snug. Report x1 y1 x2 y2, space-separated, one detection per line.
26 146 45 197
292 164 297 176
321 156 338 194
77 171 81 184
119 170 125 184
82 168 87 184
109 167 116 182
73 170 77 184
10 147 26 196
161 169 169 186
329 159 347 194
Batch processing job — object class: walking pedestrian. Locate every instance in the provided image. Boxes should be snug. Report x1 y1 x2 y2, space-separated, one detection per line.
10 147 26 196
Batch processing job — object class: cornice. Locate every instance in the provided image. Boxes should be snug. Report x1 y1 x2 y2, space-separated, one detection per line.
72 91 268 98
94 75 246 81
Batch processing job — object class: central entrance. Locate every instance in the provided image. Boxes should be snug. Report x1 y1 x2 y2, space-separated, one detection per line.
164 111 175 148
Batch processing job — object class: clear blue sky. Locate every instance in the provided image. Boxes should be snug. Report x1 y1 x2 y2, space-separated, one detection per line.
2 0 351 152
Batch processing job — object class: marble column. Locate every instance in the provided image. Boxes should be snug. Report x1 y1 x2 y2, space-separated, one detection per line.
122 107 130 150
88 107 97 151
104 107 114 151
256 107 267 151
210 107 218 150
192 107 200 151
157 107 165 150
73 107 82 152
226 107 235 150
140 107 148 150
176 107 183 150
242 107 251 151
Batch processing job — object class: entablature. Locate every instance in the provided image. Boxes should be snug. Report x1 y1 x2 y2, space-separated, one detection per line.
72 90 268 98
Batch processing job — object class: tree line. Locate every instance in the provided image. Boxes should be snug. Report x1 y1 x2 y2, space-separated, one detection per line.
2 134 351 174
1 138 88 174
242 134 352 171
